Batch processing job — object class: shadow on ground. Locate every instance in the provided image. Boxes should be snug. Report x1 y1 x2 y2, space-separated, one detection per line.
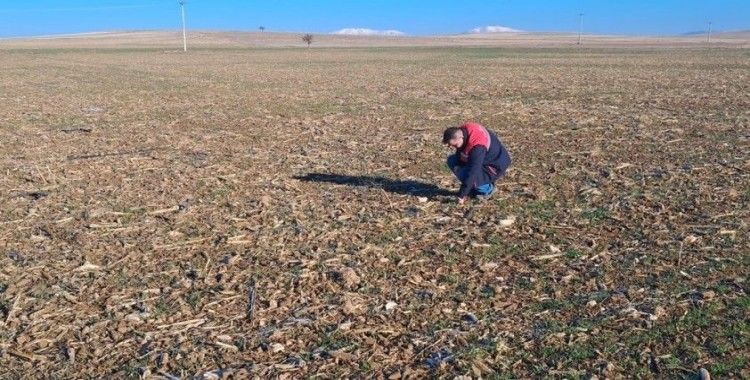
294 173 455 198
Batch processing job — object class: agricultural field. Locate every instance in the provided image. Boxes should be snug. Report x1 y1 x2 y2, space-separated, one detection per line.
0 36 748 378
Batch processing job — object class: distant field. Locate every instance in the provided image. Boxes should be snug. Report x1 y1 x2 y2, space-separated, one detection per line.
1 30 749 49
0 42 748 378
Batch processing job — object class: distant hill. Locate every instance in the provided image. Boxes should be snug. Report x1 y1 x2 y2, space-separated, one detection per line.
682 30 708 36
713 30 750 38
468 26 523 34
683 29 750 37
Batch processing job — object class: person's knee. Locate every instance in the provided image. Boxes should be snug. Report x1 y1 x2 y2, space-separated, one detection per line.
446 154 459 169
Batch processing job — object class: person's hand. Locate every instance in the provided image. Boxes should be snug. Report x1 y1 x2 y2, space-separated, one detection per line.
457 197 466 205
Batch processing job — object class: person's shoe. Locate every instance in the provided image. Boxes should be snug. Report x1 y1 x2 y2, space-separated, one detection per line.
476 184 496 201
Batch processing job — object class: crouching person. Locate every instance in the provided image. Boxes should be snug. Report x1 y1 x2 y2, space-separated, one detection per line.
443 121 511 204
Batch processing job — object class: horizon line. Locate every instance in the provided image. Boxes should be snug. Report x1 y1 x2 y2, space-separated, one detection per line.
2 28 745 41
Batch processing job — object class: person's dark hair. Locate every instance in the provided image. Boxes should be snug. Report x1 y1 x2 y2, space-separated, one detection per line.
442 127 461 144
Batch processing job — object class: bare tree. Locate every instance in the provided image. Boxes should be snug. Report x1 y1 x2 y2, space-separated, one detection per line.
302 34 313 46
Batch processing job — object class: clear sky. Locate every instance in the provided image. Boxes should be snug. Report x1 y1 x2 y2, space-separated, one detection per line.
0 0 748 38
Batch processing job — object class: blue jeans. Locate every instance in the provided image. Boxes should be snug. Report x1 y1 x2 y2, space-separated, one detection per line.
447 154 494 195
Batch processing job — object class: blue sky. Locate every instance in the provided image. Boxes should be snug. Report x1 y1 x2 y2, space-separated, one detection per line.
0 0 747 38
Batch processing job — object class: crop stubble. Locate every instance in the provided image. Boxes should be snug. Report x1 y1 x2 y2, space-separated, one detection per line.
0 46 748 378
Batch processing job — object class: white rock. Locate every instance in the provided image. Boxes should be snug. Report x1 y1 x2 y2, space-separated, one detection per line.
480 262 499 272
499 215 516 227
75 262 102 272
124 313 144 324
684 235 699 244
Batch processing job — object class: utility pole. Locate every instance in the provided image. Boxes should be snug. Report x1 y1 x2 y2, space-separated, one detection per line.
179 0 187 52
707 21 712 44
577 13 584 45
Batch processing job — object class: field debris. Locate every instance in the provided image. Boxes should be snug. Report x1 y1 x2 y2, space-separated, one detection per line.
0 46 748 378
74 262 103 272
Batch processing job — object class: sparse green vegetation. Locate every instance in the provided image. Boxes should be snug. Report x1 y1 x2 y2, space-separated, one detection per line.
0 39 747 379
